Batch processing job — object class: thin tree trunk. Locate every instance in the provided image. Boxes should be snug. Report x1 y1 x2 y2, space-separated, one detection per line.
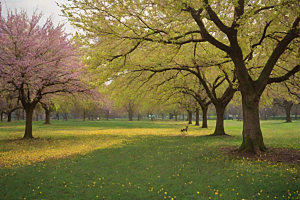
129 109 133 121
56 112 59 120
22 109 25 120
83 111 86 121
195 107 200 126
238 95 266 154
188 110 192 124
201 106 208 128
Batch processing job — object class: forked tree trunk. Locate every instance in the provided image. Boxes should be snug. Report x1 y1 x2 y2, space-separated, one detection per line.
195 108 200 126
238 95 266 154
45 109 51 124
23 106 35 139
210 105 227 136
201 106 208 128
188 110 192 124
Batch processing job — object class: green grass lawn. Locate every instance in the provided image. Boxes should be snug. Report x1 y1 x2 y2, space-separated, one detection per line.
0 119 299 199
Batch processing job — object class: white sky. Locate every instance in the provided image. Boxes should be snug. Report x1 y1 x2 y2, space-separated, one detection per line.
1 0 74 34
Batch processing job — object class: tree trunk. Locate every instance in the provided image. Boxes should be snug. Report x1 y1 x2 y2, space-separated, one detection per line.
23 107 34 139
151 114 154 121
83 111 86 121
22 109 25 120
137 113 140 121
64 113 68 121
56 112 59 120
284 101 293 123
238 95 266 154
45 109 51 124
169 113 173 119
201 106 208 128
16 110 20 121
129 109 133 121
7 111 12 122
210 105 226 136
195 108 200 126
0 112 3 122
188 110 192 124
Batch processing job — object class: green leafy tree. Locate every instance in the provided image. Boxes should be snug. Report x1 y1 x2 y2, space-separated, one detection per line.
62 0 300 154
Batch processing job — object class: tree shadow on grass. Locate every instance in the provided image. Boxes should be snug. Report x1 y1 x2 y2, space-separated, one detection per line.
222 146 300 165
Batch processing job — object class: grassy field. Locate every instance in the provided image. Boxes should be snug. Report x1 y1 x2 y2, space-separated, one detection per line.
0 119 299 199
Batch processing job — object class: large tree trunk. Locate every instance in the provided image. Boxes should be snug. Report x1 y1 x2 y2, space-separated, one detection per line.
195 107 200 126
238 94 266 154
45 109 51 124
0 112 3 122
201 106 208 128
210 105 226 136
188 110 192 124
23 106 34 139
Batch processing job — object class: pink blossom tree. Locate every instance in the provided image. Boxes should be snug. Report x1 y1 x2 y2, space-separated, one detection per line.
0 8 85 138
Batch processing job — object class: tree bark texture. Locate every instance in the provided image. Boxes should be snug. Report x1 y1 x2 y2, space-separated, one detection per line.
238 94 267 154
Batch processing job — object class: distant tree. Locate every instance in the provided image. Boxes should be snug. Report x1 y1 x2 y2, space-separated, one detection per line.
0 8 85 138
